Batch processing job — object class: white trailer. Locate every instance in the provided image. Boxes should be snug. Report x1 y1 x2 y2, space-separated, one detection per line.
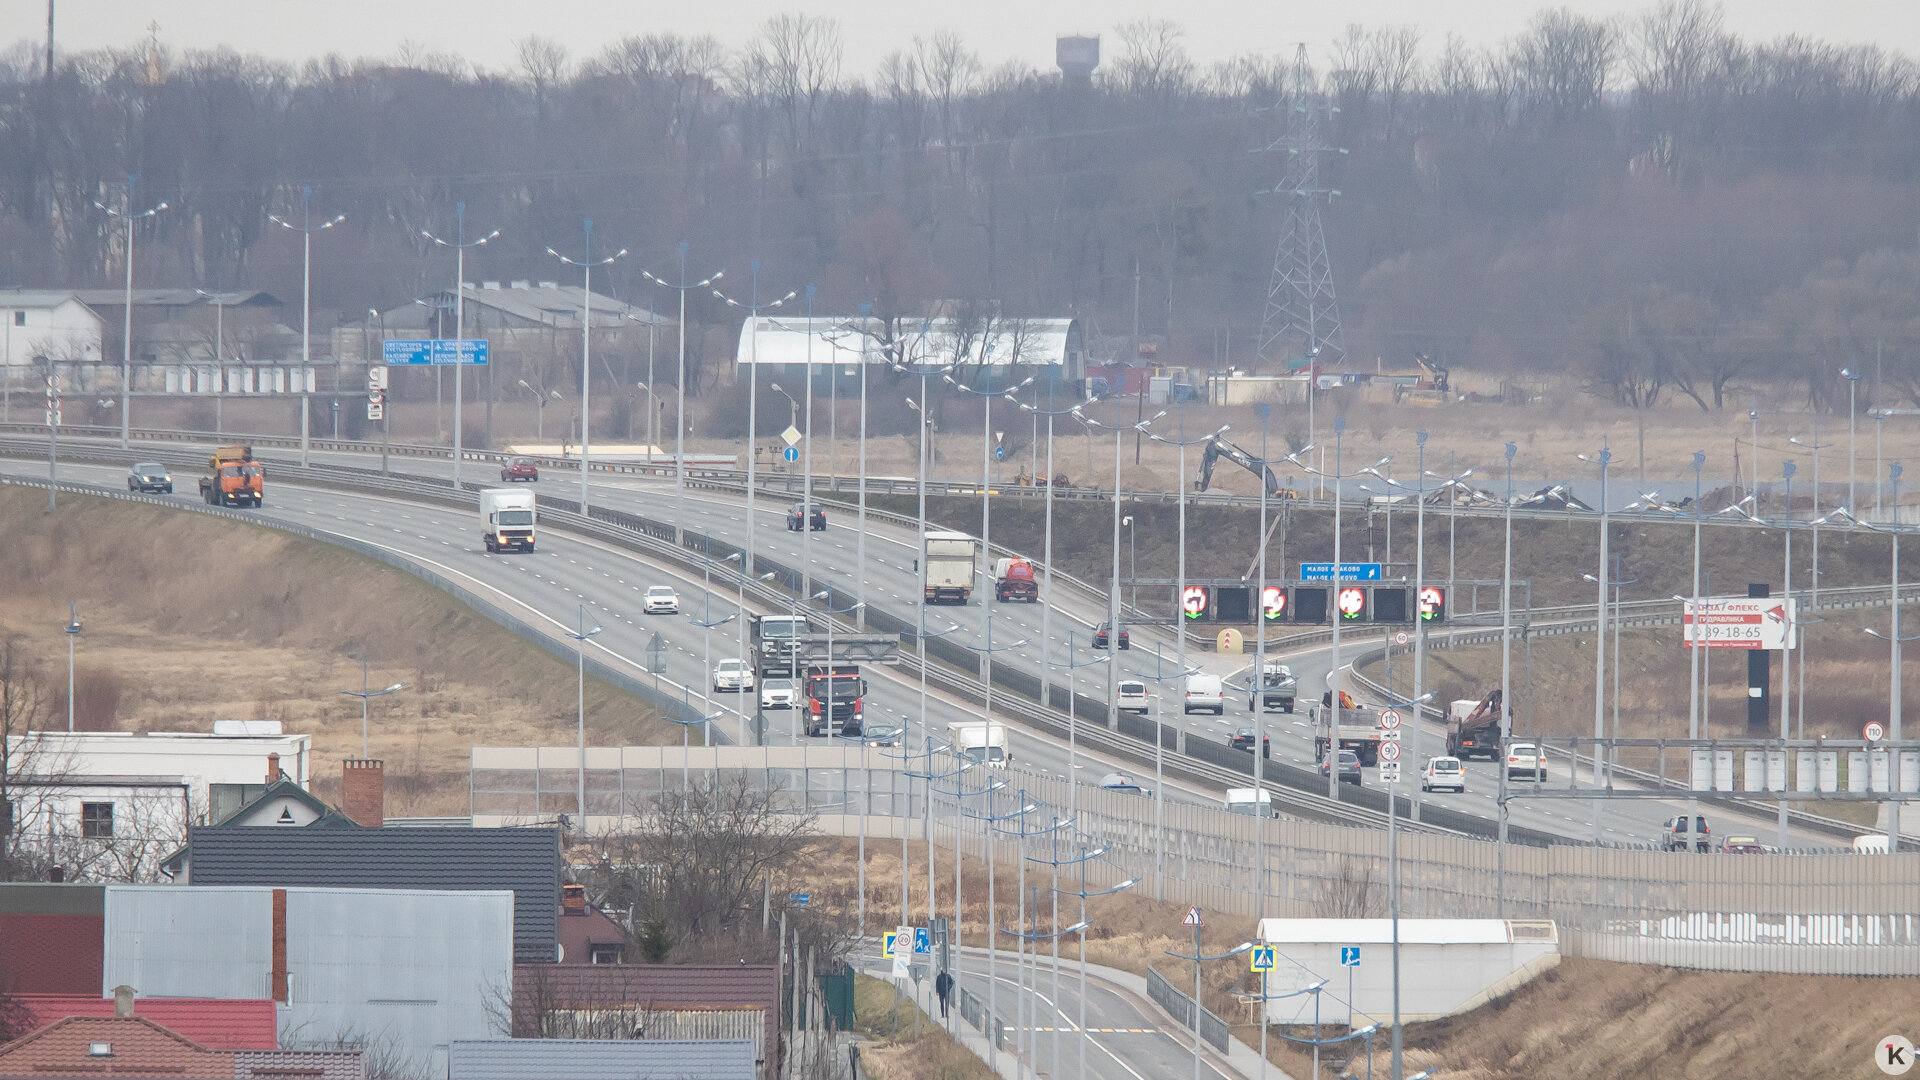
924 531 981 604
479 488 537 553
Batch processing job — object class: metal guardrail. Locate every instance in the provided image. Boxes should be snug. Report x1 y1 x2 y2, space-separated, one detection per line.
1145 967 1230 1053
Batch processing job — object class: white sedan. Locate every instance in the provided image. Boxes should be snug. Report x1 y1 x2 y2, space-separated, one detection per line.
760 677 798 710
644 586 680 615
714 659 754 693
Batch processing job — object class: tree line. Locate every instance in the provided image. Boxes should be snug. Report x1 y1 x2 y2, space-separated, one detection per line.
0 0 1916 410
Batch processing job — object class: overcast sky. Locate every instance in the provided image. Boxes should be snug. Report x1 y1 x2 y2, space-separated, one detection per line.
3 0 1915 76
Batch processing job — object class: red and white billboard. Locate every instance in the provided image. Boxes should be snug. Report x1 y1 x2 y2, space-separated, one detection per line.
1680 596 1798 650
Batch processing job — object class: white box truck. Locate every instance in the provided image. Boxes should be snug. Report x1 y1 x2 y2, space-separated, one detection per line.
924 531 980 604
1225 787 1274 818
948 721 1010 767
479 488 537 553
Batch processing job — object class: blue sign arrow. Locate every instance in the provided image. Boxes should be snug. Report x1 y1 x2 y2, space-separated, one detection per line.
783 446 800 463
382 338 489 366
994 445 1007 461
1300 562 1383 582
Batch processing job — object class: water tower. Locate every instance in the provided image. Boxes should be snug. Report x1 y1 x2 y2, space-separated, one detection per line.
1056 35 1099 85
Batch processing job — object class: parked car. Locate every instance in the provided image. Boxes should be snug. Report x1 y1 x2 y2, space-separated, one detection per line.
788 503 827 531
1721 835 1766 854
1421 756 1467 793
127 462 173 493
500 457 540 482
759 677 798 710
1099 772 1148 796
1091 622 1130 650
643 585 680 614
1319 749 1363 786
1230 725 1271 758
1660 814 1712 852
1505 742 1546 782
1183 673 1224 715
1116 680 1149 714
713 658 754 693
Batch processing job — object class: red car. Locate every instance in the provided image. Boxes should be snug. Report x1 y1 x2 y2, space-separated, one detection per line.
501 457 539 482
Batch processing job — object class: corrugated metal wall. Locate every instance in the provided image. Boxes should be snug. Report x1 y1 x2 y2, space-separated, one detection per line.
104 886 513 1070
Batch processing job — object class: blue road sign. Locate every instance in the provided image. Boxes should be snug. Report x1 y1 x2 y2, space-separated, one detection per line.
1340 946 1361 967
790 892 810 907
783 446 800 462
1301 562 1383 582
994 445 1007 461
882 932 899 959
382 338 489 366
1250 946 1276 972
913 927 931 954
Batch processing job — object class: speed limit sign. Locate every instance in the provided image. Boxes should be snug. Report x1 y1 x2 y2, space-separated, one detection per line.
1864 721 1886 742
1379 740 1402 763
1379 708 1402 731
1394 630 1410 646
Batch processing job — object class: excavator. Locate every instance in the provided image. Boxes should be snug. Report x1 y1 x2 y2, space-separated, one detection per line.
1193 436 1300 498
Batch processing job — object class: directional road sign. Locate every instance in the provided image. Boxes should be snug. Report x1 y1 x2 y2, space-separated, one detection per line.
994 445 1006 461
1301 562 1383 581
1680 596 1798 650
1340 946 1361 967
382 338 489 366
1182 906 1203 926
782 446 800 463
790 892 810 907
1250 946 1277 973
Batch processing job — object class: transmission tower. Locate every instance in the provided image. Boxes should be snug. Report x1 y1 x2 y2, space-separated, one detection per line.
1255 44 1346 371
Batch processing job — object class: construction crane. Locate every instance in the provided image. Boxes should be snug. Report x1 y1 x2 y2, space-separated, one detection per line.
1194 436 1299 498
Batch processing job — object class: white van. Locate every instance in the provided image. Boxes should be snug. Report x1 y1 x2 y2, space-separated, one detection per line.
1225 787 1273 817
1184 673 1225 715
1853 834 1892 855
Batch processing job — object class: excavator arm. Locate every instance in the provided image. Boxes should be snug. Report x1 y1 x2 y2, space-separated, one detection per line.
1195 436 1292 497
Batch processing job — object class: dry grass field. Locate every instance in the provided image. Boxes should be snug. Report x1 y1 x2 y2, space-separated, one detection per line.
0 487 675 815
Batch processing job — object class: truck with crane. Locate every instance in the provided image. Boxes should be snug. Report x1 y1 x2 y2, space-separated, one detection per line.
199 445 265 507
1311 690 1382 766
1446 689 1508 761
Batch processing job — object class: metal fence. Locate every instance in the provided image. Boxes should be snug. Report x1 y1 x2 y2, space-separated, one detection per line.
1145 968 1231 1052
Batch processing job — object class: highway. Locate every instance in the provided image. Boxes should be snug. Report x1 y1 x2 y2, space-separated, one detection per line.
4 436 1845 848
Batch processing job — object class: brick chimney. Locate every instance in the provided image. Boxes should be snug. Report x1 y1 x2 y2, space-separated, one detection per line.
561 884 587 916
266 753 281 784
112 985 134 1018
342 759 384 828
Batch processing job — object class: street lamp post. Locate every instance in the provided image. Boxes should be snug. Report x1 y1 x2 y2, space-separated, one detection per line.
63 601 80 732
269 186 343 468
422 204 500 487
549 220 629 514
1162 919 1254 1080
1791 433 1833 740
643 244 723 543
517 380 560 441
1578 449 1613 793
1843 368 1862 511
339 655 405 758
93 173 167 451
566 603 605 828
193 289 230 435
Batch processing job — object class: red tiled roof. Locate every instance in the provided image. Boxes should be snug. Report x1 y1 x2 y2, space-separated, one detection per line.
556 904 629 964
233 1050 365 1080
0 915 103 994
15 997 278 1050
0 1015 234 1077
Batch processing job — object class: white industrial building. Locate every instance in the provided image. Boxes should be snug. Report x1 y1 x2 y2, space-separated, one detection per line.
104 885 513 1074
734 314 1088 393
1257 918 1560 1024
5 730 311 882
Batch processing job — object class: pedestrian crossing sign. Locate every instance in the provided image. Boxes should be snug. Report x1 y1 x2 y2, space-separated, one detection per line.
1250 946 1276 972
882 931 898 959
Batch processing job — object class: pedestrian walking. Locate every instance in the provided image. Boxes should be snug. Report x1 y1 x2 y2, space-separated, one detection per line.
934 968 954 1020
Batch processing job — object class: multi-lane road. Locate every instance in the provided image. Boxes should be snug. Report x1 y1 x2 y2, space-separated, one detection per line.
2 436 1842 848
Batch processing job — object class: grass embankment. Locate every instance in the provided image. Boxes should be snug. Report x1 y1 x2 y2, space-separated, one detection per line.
850 974 993 1080
0 487 674 815
796 837 1917 1080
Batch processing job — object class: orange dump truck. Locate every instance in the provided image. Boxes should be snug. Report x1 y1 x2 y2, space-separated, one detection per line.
200 444 264 507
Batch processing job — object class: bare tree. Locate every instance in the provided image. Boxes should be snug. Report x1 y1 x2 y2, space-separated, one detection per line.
1110 18 1194 99
1513 7 1619 124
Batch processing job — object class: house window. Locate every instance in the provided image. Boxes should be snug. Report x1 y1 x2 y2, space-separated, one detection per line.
11 311 22 326
81 802 114 839
589 945 623 965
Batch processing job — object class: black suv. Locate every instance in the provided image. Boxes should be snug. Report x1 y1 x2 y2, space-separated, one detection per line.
128 462 173 493
1091 622 1130 650
1660 815 1712 852
788 503 827 531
